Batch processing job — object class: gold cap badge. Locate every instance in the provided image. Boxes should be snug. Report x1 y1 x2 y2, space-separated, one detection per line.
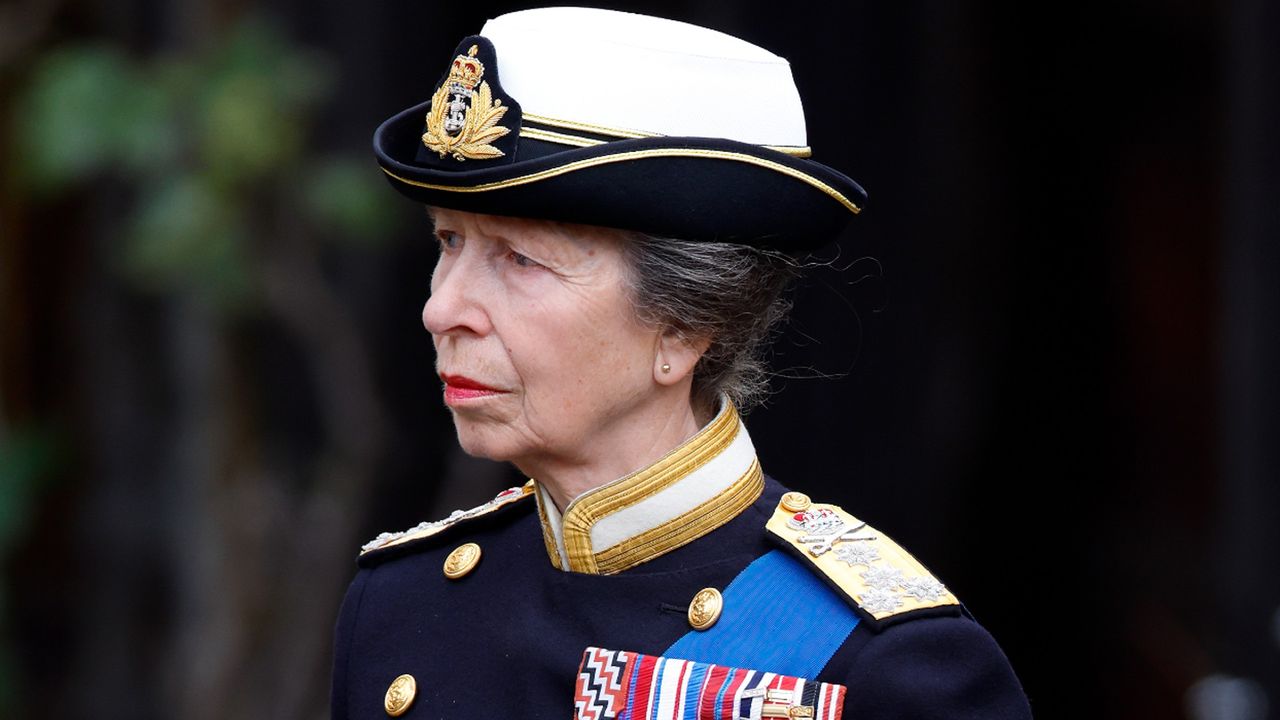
422 44 511 161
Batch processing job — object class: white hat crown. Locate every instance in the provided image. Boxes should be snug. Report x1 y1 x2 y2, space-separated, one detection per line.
480 7 808 148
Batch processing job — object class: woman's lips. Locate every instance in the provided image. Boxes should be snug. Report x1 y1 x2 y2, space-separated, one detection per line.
440 374 507 405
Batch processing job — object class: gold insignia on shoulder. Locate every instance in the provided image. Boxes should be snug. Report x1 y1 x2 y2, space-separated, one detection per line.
422 44 511 161
766 499 958 621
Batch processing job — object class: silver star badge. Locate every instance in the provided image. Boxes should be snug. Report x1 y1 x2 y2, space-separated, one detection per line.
859 586 904 615
834 543 880 567
860 565 905 590
900 575 949 602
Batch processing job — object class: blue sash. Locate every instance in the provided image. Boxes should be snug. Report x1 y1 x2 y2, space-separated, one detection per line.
662 549 860 679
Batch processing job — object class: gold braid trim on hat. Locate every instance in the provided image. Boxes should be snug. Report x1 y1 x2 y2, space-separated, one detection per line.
382 148 860 214
521 113 813 158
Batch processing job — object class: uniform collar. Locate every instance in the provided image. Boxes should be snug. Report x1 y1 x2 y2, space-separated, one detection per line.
533 401 763 574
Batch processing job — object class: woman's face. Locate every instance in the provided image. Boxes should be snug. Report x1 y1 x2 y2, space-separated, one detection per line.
424 208 663 470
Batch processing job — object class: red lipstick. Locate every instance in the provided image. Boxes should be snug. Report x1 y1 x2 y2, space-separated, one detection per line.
440 374 506 405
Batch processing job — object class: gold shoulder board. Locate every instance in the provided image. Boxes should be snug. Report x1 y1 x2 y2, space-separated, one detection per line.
360 481 535 555
767 492 959 622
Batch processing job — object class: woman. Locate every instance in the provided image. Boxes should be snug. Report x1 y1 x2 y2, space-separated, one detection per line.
333 8 1032 720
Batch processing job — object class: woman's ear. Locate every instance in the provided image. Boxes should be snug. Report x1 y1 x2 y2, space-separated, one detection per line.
654 330 710 386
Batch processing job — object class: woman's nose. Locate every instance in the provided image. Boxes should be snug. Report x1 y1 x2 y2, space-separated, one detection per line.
422 257 491 337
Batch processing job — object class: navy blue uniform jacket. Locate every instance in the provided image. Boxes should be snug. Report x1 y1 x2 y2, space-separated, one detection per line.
331 405 1031 719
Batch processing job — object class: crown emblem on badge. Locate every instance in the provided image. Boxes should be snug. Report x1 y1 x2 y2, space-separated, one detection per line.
448 50 485 91
422 44 511 161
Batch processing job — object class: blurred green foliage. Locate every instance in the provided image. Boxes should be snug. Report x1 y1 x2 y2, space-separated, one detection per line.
3 17 403 713
10 17 399 310
14 46 168 186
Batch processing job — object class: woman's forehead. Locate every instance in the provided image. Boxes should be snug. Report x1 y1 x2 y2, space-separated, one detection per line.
429 207 628 249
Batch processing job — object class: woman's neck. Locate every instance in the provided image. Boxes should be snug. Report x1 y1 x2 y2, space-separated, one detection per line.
517 393 707 513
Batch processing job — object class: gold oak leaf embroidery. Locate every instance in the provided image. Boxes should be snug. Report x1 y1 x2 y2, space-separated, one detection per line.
422 77 510 161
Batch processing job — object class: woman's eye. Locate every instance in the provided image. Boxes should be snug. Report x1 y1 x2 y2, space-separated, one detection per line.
437 231 462 251
509 250 541 269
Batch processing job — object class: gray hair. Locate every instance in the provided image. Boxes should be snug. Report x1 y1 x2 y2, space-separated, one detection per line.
622 233 802 414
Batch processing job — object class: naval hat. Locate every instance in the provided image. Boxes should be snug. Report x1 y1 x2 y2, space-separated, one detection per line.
373 7 867 251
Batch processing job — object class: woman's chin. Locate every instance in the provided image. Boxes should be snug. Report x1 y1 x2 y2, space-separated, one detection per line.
451 423 523 464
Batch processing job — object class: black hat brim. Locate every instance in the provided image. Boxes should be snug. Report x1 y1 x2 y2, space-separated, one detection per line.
374 99 867 251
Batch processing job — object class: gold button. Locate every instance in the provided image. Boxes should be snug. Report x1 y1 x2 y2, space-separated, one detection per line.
443 542 482 579
688 587 723 630
384 674 416 717
780 492 811 513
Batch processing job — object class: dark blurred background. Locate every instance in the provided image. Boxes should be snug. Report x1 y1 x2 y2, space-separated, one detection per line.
2 0 1277 718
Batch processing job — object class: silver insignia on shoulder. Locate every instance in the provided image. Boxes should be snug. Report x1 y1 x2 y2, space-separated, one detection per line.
360 483 533 554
